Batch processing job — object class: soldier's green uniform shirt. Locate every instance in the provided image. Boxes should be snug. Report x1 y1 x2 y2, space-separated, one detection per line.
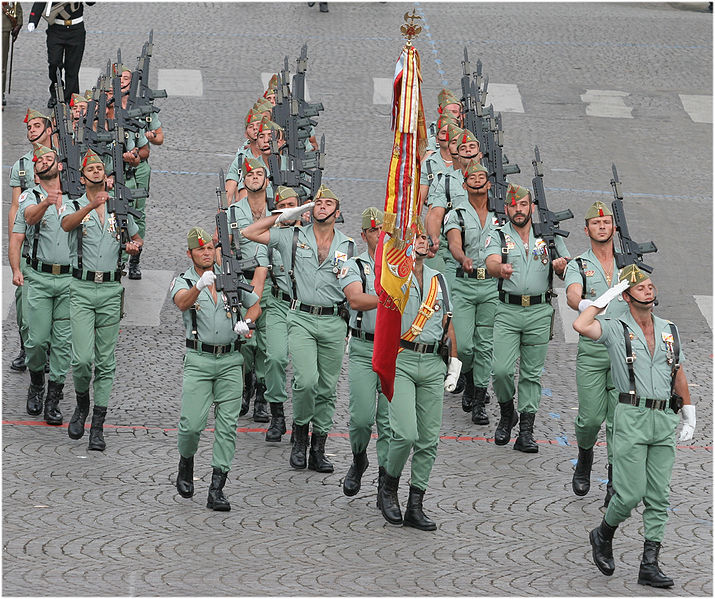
171 265 259 473
171 265 259 346
427 168 467 211
268 223 354 435
13 186 72 382
60 194 139 408
229 198 271 265
486 221 569 414
596 310 683 542
443 204 500 388
386 264 448 491
63 196 139 272
419 150 451 191
341 251 391 463
485 221 569 295
10 150 35 190
13 186 71 265
564 249 628 456
268 223 354 306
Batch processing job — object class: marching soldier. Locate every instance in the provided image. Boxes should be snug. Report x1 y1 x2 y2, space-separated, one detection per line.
228 157 272 422
340 207 391 498
564 201 625 504
250 186 302 442
27 2 94 108
225 110 263 204
378 219 460 531
241 185 354 474
419 113 456 210
171 227 260 511
9 144 72 424
485 184 569 452
425 88 462 152
8 108 54 372
444 160 499 423
574 266 696 588
60 149 143 451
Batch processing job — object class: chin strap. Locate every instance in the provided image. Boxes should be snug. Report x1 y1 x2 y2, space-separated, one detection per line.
626 291 658 307
314 207 337 223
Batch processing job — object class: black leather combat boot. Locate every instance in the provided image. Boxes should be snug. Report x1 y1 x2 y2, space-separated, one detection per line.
379 473 402 525
471 387 489 425
26 370 45 415
589 518 617 576
10 336 26 372
87 406 107 451
376 466 386 508
343 450 369 496
513 412 538 453
240 370 256 416
572 446 594 496
252 382 269 422
68 390 91 439
403 485 437 531
637 540 674 588
176 456 194 498
290 423 309 469
44 380 63 425
604 464 615 507
265 402 286 442
461 370 474 412
128 253 142 280
494 399 518 445
308 432 333 473
206 467 230 511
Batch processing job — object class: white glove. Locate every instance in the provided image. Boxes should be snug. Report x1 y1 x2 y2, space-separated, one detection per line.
444 357 463 392
196 270 216 291
27 23 35 32
274 202 314 224
593 279 629 309
578 299 594 313
233 319 251 337
678 404 696 442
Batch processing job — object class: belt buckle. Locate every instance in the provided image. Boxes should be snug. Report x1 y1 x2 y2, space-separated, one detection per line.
64 19 71 26
653 399 666 410
413 341 427 353
521 295 530 307
52 264 61 275
94 271 104 283
418 303 434 318
476 268 486 280
289 299 299 311
215 345 225 355
309 305 321 315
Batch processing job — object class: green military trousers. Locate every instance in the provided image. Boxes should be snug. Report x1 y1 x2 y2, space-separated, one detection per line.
575 336 618 462
287 309 346 435
69 278 122 407
263 293 290 404
451 276 498 388
132 161 150 240
491 301 552 414
605 401 679 542
347 336 391 465
385 350 446 491
15 261 29 347
178 348 244 473
240 304 267 386
22 268 72 382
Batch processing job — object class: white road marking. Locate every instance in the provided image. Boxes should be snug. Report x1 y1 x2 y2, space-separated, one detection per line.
486 83 525 113
157 69 203 97
679 94 713 124
580 89 633 118
78 67 101 93
373 77 393 105
122 270 176 327
261 72 310 101
694 295 713 330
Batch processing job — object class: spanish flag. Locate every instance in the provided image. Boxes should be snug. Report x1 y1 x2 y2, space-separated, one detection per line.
372 43 426 401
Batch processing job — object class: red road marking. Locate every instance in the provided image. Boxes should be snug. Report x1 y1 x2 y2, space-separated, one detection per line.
2 420 711 450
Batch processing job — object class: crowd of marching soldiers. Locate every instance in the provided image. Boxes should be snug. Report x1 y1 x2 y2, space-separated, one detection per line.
7 39 697 588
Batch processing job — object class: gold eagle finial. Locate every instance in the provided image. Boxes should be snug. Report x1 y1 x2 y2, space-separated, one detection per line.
400 9 422 45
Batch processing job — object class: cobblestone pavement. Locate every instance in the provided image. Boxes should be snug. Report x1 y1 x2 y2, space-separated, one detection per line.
2 2 712 596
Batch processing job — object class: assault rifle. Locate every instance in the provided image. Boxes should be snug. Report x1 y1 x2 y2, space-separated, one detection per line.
52 69 84 199
215 169 259 325
610 164 657 273
125 30 167 126
78 75 114 157
106 124 144 252
530 145 573 258
460 48 490 153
